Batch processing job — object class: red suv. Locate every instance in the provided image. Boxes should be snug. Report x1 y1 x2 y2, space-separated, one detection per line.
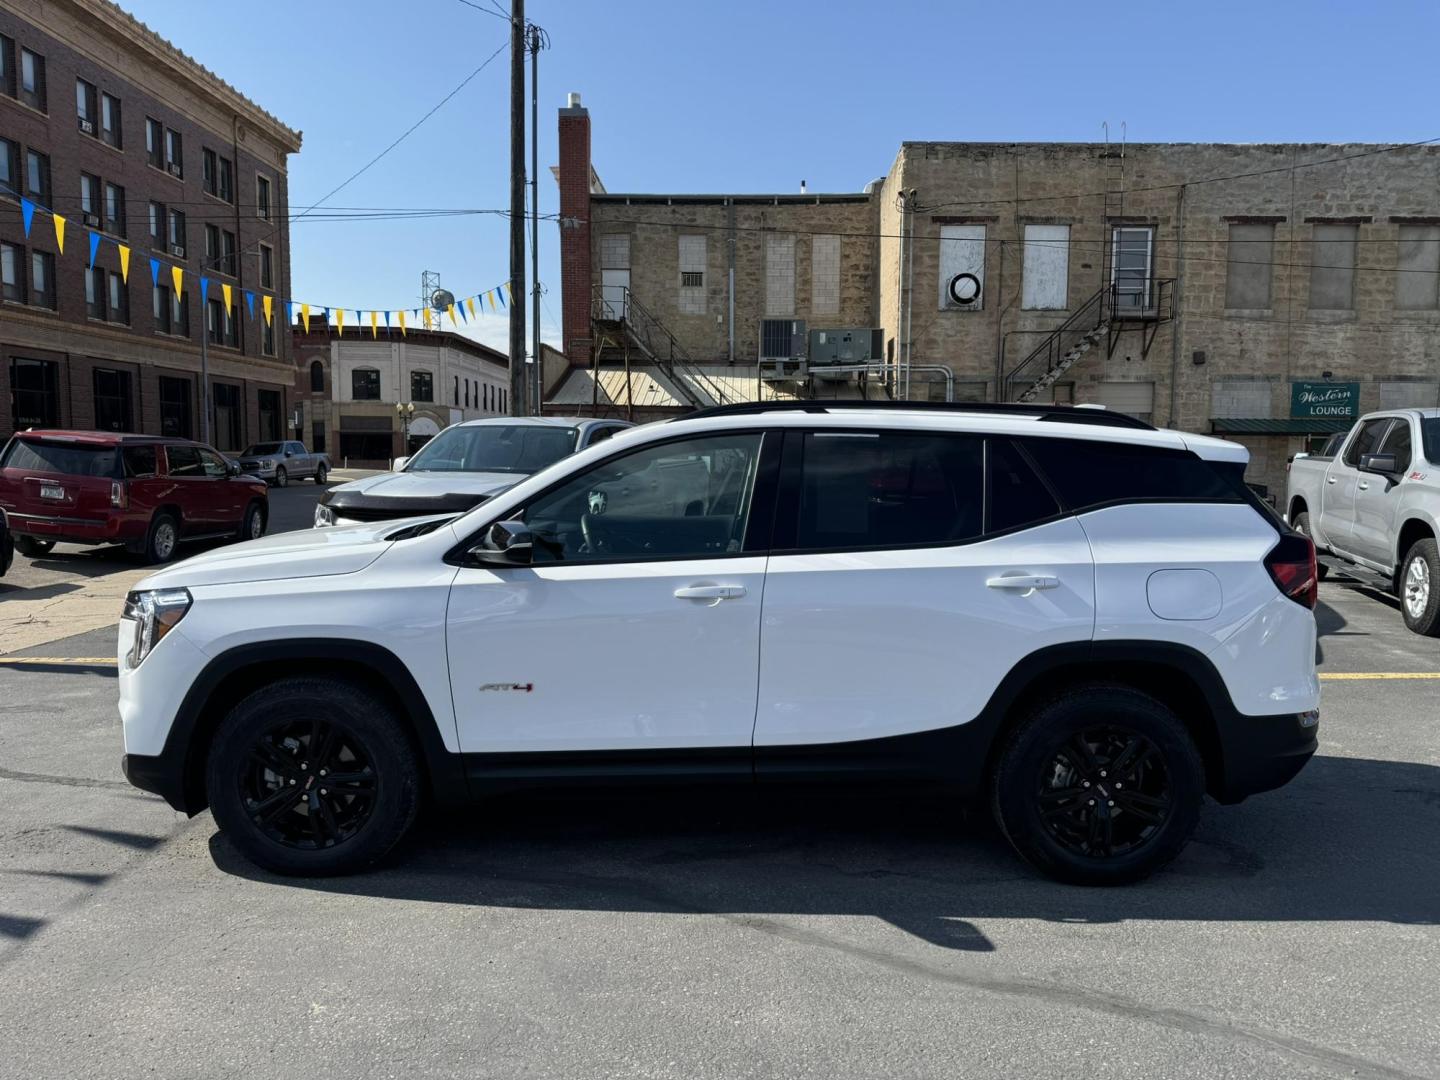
0 430 268 564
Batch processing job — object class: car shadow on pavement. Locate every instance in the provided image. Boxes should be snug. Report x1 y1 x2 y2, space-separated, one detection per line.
209 754 1440 952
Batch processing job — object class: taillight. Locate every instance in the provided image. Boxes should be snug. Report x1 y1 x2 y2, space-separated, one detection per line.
110 480 128 509
1265 532 1317 609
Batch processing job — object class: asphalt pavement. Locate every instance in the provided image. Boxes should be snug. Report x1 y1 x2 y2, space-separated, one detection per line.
0 509 1437 1079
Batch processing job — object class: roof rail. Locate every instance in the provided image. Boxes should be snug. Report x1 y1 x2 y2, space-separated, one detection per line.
677 399 1155 431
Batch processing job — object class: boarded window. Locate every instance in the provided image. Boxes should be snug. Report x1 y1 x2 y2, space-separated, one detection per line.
677 235 706 315
765 233 795 315
599 233 629 270
811 233 841 315
939 224 985 310
1379 380 1440 409
1309 224 1357 310
1021 224 1068 310
1225 223 1275 309
1395 224 1440 310
1094 381 1154 424
1211 378 1273 418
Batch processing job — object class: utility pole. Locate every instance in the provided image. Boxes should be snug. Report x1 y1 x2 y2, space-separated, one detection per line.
529 22 543 415
507 0 527 416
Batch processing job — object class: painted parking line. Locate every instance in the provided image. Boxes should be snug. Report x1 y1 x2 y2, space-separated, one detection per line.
1318 671 1440 680
0 657 117 667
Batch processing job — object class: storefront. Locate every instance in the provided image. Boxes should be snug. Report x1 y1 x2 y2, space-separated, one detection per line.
1210 380 1360 500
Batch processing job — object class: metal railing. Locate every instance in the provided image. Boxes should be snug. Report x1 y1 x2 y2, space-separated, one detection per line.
591 285 735 408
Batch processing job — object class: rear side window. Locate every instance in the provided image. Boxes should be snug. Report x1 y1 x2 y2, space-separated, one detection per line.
0 439 119 477
1020 437 1239 510
987 439 1060 533
122 446 157 476
794 431 983 549
1423 419 1440 465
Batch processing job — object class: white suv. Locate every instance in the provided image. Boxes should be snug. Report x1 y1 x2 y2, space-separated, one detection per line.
118 402 1321 885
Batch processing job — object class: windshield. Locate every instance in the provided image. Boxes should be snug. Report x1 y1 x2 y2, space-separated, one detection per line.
1422 419 1440 466
406 424 578 474
243 443 283 456
0 438 120 477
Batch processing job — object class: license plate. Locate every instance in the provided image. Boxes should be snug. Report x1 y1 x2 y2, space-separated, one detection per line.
40 484 65 501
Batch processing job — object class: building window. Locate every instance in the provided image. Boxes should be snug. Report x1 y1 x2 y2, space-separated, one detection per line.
0 137 17 198
202 148 216 195
939 224 986 310
101 92 121 148
11 356 59 428
222 230 237 276
312 421 326 454
76 77 96 132
168 208 186 256
109 272 129 324
149 201 164 247
158 376 192 437
262 316 276 356
258 389 281 441
80 172 101 226
1111 226 1155 315
256 174 272 220
464 379 470 408
20 48 44 112
352 368 381 401
213 383 242 450
309 360 325 392
1022 224 1070 310
411 370 434 402
205 224 219 265
1395 224 1440 310
174 291 190 336
453 375 459 406
219 156 233 203
152 284 171 333
1225 223 1275 309
25 149 49 205
93 368 133 432
0 35 14 99
678 234 707 315
1 241 23 302
207 299 239 347
30 250 54 309
86 265 106 319
1310 224 1358 310
164 128 183 177
105 182 125 237
146 117 163 168
765 233 796 315
259 244 274 289
811 233 841 316
484 384 491 410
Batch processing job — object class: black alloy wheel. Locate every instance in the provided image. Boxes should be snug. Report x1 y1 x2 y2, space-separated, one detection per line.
240 717 378 851
1035 727 1172 859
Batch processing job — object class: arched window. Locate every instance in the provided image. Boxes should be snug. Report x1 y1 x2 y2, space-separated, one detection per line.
309 359 325 392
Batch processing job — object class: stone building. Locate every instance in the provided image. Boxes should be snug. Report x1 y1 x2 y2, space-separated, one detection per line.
294 321 509 467
552 94 1440 495
0 0 301 452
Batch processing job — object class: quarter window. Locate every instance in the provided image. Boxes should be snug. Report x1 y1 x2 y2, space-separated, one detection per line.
1021 437 1238 509
524 433 764 563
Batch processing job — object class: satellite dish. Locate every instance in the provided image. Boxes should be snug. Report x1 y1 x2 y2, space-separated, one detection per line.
430 288 455 311
948 273 981 306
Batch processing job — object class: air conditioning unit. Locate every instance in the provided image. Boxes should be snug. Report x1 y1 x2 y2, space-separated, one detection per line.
808 328 883 367
758 318 806 381
83 213 101 227
169 244 185 258
78 118 94 135
167 163 182 178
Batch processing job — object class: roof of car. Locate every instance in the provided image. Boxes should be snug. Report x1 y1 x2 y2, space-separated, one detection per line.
13 429 194 446
449 416 628 429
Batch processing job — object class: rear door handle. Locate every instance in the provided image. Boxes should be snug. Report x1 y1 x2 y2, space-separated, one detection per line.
986 574 1059 592
1357 481 1369 491
674 584 746 601
1326 477 1338 484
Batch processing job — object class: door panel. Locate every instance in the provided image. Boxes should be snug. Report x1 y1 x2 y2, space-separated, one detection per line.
1325 418 1392 555
1351 419 1411 565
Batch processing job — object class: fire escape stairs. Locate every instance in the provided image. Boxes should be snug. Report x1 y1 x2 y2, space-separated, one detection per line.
590 288 731 409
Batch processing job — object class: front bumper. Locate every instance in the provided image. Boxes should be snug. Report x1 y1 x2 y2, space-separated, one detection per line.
1210 709 1319 803
239 463 278 480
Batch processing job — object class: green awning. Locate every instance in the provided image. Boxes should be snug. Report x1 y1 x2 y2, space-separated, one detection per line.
1210 417 1354 435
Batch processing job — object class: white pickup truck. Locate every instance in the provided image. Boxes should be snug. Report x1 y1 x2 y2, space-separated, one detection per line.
1285 408 1440 635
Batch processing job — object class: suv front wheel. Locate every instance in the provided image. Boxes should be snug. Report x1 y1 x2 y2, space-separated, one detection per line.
991 685 1204 885
206 677 421 876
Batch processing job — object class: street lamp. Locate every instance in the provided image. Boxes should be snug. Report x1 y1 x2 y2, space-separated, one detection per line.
396 401 415 455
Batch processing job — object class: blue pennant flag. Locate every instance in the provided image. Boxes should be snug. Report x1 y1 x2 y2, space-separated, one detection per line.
150 258 161 286
457 302 468 324
245 290 256 319
21 198 35 238
88 231 101 269
199 276 210 304
496 287 506 308
285 300 295 325
384 311 391 328
322 307 330 325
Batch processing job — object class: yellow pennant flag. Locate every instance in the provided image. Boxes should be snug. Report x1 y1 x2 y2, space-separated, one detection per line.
52 213 66 254
117 244 131 283
221 282 233 315
335 308 345 335
447 303 458 328
420 307 430 330
486 290 496 311
262 295 273 325
397 310 407 336
370 310 378 338
465 296 478 321
301 303 311 333
171 265 184 297
504 282 513 303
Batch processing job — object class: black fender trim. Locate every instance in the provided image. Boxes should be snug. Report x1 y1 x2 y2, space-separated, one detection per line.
129 639 469 815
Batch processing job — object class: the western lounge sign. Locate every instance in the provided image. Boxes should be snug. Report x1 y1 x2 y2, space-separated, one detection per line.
1291 381 1360 419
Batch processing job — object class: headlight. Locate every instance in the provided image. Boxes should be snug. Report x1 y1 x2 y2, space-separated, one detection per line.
259 459 274 469
314 503 336 527
121 588 192 667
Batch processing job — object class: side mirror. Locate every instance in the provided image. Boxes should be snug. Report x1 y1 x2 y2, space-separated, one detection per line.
467 520 533 566
284 450 294 458
1359 453 1399 477
393 456 410 472
226 460 241 477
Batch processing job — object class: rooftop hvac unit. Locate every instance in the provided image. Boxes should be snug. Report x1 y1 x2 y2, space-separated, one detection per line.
758 318 806 382
808 328 884 366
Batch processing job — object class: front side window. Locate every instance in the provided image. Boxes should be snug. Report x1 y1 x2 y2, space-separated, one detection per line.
165 444 203 477
523 433 764 563
198 448 229 477
1344 418 1393 468
351 368 381 400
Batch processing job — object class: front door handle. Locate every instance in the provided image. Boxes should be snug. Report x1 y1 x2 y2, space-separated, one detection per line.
1357 481 1370 491
986 574 1059 592
1326 477 1338 484
674 584 746 601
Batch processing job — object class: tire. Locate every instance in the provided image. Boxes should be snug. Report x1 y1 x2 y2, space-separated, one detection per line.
142 512 180 565
1292 512 1327 581
237 501 266 543
15 536 56 557
274 466 288 488
1398 537 1440 636
314 463 328 485
991 684 1204 885
206 677 421 876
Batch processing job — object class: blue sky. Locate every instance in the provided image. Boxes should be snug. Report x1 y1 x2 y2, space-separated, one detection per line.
120 0 1439 353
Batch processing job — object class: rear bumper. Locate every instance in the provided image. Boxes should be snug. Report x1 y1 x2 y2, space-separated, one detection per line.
9 512 143 545
1211 709 1319 803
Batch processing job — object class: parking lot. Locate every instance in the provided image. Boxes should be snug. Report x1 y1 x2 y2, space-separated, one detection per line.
1 499 1437 1079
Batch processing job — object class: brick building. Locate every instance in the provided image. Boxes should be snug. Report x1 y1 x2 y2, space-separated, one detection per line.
294 321 509 467
0 0 300 452
552 95 1440 495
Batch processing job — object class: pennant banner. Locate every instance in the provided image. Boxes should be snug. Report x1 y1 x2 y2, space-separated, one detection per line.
300 303 310 334
171 265 184 298
334 308 345 335
52 214 66 254
222 282 234 316
150 258 161 287
369 310 378 338
21 198 34 238
263 295 274 326
397 310 407 336
118 244 131 284
87 230 100 270
245 290 256 320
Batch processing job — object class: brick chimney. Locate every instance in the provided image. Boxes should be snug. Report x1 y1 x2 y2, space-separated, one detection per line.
557 92 592 367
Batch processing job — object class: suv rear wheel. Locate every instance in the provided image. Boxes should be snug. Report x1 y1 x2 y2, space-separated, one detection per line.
14 536 56 557
237 501 265 542
1399 537 1440 636
142 511 180 565
991 685 1204 885
206 677 421 876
